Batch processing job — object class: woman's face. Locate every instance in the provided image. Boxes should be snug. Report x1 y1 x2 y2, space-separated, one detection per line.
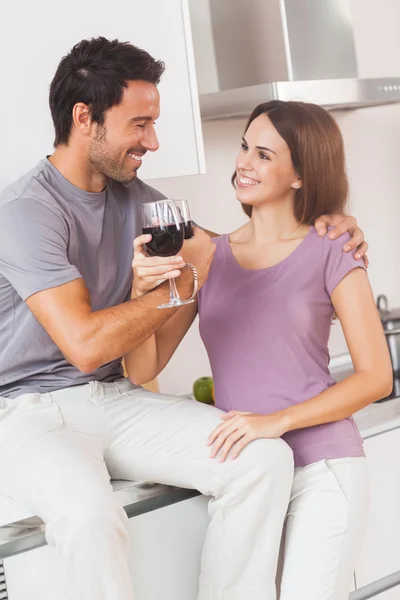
235 114 300 209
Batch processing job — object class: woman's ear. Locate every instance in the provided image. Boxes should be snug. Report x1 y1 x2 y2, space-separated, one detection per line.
292 178 302 190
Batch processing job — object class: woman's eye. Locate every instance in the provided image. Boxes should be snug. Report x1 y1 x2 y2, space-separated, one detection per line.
241 143 248 151
259 153 270 161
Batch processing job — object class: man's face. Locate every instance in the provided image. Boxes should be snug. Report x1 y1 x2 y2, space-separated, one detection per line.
88 80 160 183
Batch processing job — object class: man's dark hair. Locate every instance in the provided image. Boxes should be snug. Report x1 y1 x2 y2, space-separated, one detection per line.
49 37 165 146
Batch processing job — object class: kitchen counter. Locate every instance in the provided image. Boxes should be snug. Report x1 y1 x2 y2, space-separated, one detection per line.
330 352 400 438
354 397 400 439
0 482 200 560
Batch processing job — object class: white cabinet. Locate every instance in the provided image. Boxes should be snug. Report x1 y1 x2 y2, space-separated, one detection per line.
355 428 400 596
126 495 210 600
5 495 210 600
0 0 204 189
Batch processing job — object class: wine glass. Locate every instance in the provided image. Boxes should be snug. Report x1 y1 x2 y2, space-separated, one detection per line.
141 199 195 309
174 199 194 239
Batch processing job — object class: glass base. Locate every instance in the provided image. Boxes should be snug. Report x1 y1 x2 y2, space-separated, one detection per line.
157 298 195 309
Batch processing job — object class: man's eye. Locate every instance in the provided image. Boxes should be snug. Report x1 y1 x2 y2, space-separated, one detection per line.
137 124 146 129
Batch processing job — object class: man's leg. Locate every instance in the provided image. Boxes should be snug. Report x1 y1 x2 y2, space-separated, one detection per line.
1 393 134 600
97 381 295 600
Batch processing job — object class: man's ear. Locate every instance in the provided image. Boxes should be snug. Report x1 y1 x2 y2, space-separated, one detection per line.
72 103 93 137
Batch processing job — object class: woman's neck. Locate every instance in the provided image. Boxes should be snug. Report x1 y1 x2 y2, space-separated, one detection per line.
246 203 308 245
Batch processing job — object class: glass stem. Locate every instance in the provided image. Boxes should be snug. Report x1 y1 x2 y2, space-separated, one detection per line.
169 278 181 303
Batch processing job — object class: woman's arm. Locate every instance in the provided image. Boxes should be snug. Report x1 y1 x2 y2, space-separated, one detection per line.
125 227 214 384
208 268 393 461
278 268 392 431
125 295 198 385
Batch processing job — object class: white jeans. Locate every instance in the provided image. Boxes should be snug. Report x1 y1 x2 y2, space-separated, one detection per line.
277 457 369 600
0 379 294 600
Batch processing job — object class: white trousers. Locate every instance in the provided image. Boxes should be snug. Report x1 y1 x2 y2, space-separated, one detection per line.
277 457 369 600
0 379 294 600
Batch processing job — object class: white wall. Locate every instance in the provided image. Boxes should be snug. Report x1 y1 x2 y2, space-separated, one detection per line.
146 102 400 395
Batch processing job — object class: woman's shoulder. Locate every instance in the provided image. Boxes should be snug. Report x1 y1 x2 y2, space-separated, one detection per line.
306 225 352 259
228 224 250 244
319 226 355 265
321 226 352 248
210 224 249 249
318 226 365 295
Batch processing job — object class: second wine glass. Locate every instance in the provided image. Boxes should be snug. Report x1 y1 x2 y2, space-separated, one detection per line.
174 199 194 239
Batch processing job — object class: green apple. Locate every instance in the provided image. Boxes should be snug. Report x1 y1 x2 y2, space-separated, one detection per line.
193 376 214 404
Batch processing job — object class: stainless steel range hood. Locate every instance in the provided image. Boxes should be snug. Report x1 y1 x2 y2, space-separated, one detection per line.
189 0 400 120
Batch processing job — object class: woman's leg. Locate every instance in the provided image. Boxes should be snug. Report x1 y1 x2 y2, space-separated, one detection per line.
279 457 369 600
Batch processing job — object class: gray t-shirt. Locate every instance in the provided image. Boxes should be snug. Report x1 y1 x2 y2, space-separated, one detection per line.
0 158 164 398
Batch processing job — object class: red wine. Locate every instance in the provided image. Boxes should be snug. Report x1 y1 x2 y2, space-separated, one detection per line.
143 224 184 257
184 220 194 239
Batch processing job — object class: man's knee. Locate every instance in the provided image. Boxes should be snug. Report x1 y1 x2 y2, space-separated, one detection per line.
238 437 294 481
46 492 130 550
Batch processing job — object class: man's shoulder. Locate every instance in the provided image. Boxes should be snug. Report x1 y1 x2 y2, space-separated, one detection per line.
0 159 60 214
0 161 68 236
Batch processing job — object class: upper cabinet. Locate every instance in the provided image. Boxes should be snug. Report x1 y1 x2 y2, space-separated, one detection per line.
0 0 205 188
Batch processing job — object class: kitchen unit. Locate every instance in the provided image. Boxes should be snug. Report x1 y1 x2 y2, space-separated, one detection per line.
355 426 400 598
330 354 400 598
377 295 400 379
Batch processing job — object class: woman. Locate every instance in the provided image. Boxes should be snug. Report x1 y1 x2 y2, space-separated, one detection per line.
125 101 392 599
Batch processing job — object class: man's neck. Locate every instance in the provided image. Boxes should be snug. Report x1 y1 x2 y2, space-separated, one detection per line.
49 146 107 193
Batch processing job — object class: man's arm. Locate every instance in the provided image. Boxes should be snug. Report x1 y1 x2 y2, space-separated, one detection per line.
0 196 185 373
314 214 368 265
26 272 195 373
0 198 215 374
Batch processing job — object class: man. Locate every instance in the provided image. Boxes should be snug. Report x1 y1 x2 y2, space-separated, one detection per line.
0 38 368 599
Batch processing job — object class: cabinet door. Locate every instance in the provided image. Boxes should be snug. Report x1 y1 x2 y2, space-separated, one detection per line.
4 496 210 600
0 0 204 188
355 428 400 590
126 495 210 600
